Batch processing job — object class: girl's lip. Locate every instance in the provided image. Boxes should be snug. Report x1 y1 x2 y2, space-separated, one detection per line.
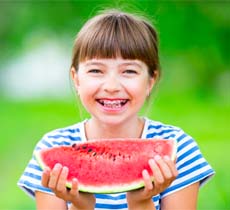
97 98 128 103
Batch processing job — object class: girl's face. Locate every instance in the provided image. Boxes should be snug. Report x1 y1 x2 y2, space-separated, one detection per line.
72 58 156 126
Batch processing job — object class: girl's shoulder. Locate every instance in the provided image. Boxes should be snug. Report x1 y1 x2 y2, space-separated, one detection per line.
143 117 197 152
35 120 87 151
143 117 185 140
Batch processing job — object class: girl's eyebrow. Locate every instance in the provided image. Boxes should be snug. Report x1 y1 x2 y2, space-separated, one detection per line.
84 62 105 67
120 61 143 68
84 60 143 68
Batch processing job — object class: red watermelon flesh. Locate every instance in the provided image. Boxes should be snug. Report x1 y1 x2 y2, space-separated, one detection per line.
35 138 176 193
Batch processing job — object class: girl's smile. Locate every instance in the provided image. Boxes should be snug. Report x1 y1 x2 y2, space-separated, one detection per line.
96 98 128 112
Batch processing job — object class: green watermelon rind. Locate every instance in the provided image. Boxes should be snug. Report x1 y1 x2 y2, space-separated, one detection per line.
34 150 47 173
66 179 148 194
34 138 177 194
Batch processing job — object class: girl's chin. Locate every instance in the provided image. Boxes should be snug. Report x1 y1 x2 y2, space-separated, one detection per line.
93 115 129 127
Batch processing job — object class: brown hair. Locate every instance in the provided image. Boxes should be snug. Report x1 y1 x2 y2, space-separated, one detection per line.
71 9 160 78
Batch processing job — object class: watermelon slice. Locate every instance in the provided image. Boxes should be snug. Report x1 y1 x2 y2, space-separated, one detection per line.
35 138 176 194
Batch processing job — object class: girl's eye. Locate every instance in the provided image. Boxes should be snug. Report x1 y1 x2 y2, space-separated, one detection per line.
88 69 102 74
124 69 138 74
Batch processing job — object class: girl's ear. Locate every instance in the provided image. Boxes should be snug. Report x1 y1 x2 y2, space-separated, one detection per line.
147 70 159 96
70 67 79 90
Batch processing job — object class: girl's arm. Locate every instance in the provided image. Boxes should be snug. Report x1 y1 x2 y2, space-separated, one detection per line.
35 190 95 210
161 181 199 210
35 191 67 209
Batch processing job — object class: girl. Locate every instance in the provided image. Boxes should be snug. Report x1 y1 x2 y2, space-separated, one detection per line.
18 9 214 210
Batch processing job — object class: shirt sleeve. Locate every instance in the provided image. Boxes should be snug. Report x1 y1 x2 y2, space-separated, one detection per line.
17 135 55 199
160 131 215 198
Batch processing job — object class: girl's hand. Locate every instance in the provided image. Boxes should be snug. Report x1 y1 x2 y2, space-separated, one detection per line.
41 163 95 210
126 155 178 210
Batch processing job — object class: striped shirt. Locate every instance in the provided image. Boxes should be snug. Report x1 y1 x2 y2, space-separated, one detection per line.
18 117 214 210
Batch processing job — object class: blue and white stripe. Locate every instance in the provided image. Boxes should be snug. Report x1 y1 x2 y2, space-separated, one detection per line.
18 118 214 209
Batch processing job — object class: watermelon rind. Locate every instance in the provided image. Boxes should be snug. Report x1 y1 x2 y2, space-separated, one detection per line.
66 180 147 194
34 138 177 194
171 138 177 161
34 150 47 172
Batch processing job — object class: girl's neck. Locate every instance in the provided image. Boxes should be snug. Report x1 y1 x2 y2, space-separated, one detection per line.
85 117 145 140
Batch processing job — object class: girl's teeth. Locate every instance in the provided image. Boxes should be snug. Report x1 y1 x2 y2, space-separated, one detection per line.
99 100 126 108
104 100 121 108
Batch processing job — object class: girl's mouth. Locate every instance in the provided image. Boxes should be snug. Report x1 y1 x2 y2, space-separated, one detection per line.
97 99 128 109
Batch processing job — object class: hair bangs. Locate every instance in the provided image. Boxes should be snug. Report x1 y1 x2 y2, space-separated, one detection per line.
78 15 153 63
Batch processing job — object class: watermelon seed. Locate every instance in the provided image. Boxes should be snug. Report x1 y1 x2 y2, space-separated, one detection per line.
88 148 93 153
72 143 76 148
82 145 87 149
113 155 116 161
92 152 97 156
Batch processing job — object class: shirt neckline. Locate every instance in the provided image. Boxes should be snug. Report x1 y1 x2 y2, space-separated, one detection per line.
81 117 149 141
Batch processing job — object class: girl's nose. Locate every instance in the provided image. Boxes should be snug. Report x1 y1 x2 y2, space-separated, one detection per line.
103 74 122 93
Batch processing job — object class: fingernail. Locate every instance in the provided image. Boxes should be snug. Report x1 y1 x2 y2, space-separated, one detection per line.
154 155 161 160
63 166 69 172
54 163 62 169
44 167 50 173
72 178 78 183
149 159 155 165
142 169 149 177
164 155 170 160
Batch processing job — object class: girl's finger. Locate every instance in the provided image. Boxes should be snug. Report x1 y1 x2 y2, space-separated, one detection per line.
69 178 79 196
163 156 178 178
148 159 164 184
56 166 69 192
48 163 62 189
142 169 153 191
154 155 172 179
41 167 51 187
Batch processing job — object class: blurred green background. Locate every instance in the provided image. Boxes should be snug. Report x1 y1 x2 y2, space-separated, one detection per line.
0 0 229 209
